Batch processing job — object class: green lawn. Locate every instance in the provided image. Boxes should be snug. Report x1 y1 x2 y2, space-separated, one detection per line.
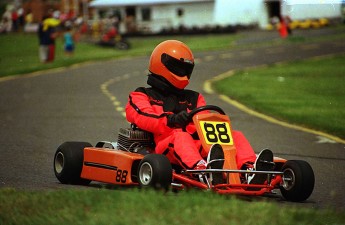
0 32 240 77
214 55 345 139
1 188 344 225
1 26 344 77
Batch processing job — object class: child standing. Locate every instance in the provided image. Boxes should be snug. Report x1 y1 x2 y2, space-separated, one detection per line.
63 26 75 56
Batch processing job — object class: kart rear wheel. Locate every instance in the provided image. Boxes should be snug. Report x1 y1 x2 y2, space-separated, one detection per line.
54 142 92 185
280 160 314 202
138 154 172 191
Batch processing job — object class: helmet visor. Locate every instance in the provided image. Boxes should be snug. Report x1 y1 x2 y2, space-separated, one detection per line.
161 53 194 79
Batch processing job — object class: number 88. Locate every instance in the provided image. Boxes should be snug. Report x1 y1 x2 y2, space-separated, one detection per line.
204 122 231 143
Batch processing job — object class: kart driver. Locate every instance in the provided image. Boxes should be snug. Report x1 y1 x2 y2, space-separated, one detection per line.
125 40 269 184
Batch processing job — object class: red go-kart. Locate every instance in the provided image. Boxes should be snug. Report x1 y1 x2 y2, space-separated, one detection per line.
54 105 315 202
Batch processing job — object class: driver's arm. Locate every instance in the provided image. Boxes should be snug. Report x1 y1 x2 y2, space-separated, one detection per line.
125 90 173 135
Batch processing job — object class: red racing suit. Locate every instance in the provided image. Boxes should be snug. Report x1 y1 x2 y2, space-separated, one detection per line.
125 86 256 169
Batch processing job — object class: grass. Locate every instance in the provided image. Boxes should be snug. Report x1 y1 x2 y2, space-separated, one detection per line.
0 32 240 77
1 25 344 77
1 188 344 225
214 55 345 139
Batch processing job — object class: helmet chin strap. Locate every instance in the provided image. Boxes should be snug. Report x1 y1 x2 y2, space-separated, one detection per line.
147 74 184 95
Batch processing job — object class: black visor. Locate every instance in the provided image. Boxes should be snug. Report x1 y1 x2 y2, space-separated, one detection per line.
161 53 194 79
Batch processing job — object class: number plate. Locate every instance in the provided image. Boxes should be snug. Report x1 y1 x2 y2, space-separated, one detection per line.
199 121 233 145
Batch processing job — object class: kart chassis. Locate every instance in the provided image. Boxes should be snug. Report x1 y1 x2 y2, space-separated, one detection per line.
54 105 314 202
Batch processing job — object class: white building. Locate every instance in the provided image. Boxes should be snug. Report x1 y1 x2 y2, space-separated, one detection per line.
89 0 343 34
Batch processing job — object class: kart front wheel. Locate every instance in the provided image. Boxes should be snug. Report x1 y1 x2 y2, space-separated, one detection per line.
138 154 172 191
280 160 315 202
54 141 92 185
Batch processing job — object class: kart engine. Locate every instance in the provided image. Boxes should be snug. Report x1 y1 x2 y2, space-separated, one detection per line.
117 127 154 153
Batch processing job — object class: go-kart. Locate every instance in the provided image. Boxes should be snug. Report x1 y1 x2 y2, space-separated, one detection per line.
54 105 314 202
98 34 130 50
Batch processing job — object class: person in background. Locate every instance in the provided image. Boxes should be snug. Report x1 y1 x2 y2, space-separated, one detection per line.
37 15 50 63
17 7 24 30
25 10 33 25
11 8 18 32
63 24 75 56
37 12 60 63
45 15 60 62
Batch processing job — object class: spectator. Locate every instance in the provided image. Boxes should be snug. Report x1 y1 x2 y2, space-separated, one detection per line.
45 13 61 62
38 13 60 63
11 8 18 32
38 15 50 62
1 9 12 33
0 17 8 34
17 7 24 29
63 24 75 56
24 10 33 25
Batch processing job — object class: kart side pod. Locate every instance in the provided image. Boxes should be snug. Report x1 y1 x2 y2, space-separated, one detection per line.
81 147 144 185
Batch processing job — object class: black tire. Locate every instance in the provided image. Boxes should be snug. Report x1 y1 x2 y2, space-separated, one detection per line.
138 154 172 191
280 160 315 202
54 142 92 185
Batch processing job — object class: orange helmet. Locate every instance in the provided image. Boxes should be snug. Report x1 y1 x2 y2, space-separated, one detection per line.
149 40 194 90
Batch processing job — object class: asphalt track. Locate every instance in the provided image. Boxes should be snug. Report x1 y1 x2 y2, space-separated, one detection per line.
0 28 344 210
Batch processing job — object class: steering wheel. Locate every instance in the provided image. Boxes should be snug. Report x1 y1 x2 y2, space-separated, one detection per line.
187 105 226 121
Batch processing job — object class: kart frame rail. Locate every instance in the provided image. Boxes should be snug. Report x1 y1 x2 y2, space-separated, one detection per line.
172 169 284 195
